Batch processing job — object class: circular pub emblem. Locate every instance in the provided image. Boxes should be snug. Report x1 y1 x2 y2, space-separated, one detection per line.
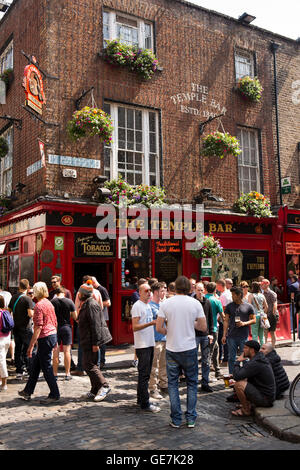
61 215 74 226
255 225 263 234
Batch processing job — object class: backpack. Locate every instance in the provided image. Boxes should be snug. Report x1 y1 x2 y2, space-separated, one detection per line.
1 309 14 333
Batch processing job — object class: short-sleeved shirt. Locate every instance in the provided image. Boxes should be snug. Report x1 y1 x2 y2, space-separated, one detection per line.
131 300 155 349
263 288 277 316
33 298 57 339
149 301 166 342
205 294 223 332
225 301 255 340
96 284 110 321
158 295 205 353
9 293 34 330
51 297 76 329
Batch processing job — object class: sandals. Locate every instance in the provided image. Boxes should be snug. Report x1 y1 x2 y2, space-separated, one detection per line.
231 408 252 417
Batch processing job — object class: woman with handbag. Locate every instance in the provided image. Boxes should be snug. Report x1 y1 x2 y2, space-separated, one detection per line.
248 282 268 345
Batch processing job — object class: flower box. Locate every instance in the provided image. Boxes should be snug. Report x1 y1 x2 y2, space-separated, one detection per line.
104 176 166 208
103 40 159 80
234 191 272 218
237 76 263 103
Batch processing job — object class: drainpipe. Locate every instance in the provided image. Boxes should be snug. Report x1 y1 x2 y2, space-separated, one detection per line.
270 41 283 206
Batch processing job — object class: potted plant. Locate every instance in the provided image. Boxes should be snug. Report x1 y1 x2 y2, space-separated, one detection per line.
0 68 14 88
202 131 242 159
0 137 9 159
0 194 12 215
237 76 263 102
234 191 273 218
189 234 223 260
67 106 113 144
103 39 159 80
104 175 166 208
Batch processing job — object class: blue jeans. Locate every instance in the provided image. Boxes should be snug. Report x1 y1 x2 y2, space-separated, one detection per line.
166 348 198 426
227 336 248 374
24 334 60 399
195 336 210 386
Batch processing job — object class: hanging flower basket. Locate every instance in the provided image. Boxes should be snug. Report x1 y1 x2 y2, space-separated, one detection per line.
189 234 223 260
104 175 166 208
67 106 113 144
103 40 159 80
234 192 272 218
202 131 242 159
0 68 14 88
237 76 263 103
0 137 9 159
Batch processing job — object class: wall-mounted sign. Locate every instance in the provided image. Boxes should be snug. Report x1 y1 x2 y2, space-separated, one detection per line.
54 236 64 251
75 234 115 257
61 215 74 226
0 213 46 237
48 154 101 169
155 240 181 254
201 258 212 277
286 243 300 255
23 63 46 115
281 177 292 195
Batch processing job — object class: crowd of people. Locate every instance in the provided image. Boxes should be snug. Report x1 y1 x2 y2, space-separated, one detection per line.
0 272 291 427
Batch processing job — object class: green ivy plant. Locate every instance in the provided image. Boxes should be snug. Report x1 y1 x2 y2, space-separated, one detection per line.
67 106 113 144
103 40 159 80
202 131 242 159
234 191 272 218
237 76 263 102
104 176 166 208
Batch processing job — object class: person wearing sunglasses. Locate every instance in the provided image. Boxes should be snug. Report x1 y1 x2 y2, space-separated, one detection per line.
48 276 72 301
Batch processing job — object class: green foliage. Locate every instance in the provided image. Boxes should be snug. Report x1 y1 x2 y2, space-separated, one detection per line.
0 68 14 87
237 76 263 102
67 106 113 144
234 191 273 218
104 40 159 80
104 176 166 208
202 131 242 159
190 234 223 259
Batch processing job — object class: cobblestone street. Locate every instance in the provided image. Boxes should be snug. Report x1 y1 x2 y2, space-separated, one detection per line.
1 346 300 451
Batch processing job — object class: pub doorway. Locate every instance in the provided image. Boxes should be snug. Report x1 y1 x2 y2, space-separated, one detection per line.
73 261 113 331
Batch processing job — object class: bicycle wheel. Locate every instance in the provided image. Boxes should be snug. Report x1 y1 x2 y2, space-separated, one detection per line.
289 373 300 416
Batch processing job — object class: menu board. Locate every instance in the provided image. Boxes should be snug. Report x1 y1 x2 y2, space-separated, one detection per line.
154 240 182 284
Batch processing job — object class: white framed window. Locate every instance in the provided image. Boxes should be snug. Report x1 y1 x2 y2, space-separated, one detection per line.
103 102 160 187
103 10 153 50
235 49 254 80
237 128 260 194
0 126 13 196
0 41 13 74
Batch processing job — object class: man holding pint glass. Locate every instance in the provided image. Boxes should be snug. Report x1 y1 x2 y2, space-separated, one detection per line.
222 286 256 374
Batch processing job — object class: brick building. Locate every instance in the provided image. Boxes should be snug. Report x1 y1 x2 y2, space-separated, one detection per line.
0 0 298 343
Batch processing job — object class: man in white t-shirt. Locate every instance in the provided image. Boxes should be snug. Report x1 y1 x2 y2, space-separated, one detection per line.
156 276 207 428
131 283 160 413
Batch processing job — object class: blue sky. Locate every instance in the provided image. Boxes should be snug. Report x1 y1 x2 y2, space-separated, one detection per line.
189 0 299 40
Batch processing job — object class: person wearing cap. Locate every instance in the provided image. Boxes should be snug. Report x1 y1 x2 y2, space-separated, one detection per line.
77 280 112 402
231 340 276 417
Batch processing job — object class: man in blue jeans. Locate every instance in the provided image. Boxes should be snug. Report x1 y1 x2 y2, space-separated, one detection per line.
222 286 256 374
157 276 207 429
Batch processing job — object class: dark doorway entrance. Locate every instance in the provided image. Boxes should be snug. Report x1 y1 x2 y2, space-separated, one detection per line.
73 262 113 330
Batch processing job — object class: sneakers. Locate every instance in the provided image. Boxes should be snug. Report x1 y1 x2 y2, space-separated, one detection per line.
169 421 180 428
18 390 31 401
132 360 138 368
150 390 163 400
144 404 161 413
39 396 60 405
83 392 96 400
16 372 26 380
0 385 7 391
94 386 111 402
65 375 72 381
187 422 195 428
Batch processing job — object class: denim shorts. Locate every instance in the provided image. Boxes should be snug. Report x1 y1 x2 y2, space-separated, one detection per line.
57 325 72 346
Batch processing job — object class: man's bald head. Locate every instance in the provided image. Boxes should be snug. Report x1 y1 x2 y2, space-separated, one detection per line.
260 343 273 355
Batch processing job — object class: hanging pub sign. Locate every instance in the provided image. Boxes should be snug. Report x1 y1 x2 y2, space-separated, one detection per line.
23 59 46 115
74 234 116 258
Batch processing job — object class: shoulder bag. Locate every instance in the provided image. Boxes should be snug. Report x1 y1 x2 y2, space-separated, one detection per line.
253 295 270 330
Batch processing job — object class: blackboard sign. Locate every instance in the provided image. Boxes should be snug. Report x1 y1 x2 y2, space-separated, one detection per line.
75 234 115 257
154 240 182 284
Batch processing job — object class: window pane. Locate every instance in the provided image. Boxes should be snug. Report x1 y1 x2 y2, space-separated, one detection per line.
149 155 156 173
127 109 134 129
150 133 156 153
127 130 134 150
149 112 156 132
118 107 125 127
135 110 142 130
144 23 152 49
118 129 126 149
